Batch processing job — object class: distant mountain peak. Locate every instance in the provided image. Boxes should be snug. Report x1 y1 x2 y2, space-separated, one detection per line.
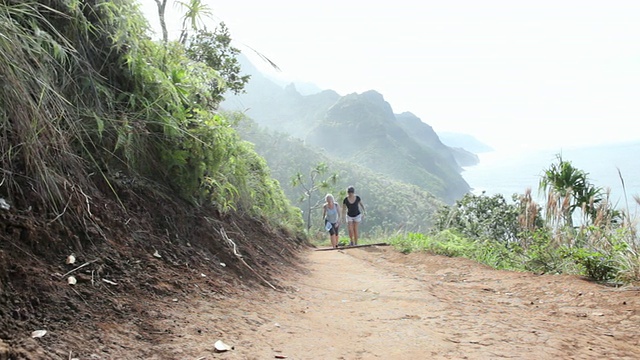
283 83 302 97
360 90 385 101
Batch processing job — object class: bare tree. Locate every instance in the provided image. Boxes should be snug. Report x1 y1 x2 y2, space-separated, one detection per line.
153 0 168 44
292 163 339 231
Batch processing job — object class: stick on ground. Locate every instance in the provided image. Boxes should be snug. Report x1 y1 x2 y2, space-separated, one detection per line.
314 243 389 251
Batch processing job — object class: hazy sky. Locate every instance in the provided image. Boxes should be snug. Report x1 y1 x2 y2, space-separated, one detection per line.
139 0 640 152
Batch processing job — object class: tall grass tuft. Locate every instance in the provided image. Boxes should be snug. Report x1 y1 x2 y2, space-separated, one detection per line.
0 0 305 244
0 1 92 225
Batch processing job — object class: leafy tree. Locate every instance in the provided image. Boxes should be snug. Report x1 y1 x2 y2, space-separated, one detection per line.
185 24 251 105
153 0 212 45
291 163 339 231
151 1 249 106
433 192 521 243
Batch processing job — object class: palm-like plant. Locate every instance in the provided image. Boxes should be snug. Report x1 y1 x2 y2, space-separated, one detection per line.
176 0 213 44
539 154 604 228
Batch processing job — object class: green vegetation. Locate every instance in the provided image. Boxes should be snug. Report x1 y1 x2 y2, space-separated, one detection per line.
386 156 640 284
0 0 302 237
233 118 445 235
224 81 471 204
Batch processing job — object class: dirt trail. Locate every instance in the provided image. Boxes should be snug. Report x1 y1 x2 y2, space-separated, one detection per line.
68 245 640 359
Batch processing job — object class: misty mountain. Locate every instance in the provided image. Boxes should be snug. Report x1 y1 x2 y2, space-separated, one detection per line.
394 112 478 168
224 54 340 139
303 91 469 202
236 53 324 96
223 55 475 203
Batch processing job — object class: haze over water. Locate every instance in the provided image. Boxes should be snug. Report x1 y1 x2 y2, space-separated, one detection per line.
461 141 640 214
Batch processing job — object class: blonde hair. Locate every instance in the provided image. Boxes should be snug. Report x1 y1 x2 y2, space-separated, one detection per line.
325 194 334 203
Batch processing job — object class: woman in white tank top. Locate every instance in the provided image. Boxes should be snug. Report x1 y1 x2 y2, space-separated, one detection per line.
322 194 341 248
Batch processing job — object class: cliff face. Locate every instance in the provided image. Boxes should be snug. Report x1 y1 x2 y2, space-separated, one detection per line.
395 112 480 168
304 91 469 202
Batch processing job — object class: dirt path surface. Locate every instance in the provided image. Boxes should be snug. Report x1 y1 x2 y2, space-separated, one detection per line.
121 245 640 360
8 244 639 359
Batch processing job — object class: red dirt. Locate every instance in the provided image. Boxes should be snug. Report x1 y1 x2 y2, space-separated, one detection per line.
3 234 640 359
0 178 306 360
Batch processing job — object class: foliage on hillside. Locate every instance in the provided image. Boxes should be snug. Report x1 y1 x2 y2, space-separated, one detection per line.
0 0 302 233
0 1 309 354
233 116 445 235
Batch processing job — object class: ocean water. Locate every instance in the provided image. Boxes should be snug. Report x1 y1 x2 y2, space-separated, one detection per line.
461 141 640 213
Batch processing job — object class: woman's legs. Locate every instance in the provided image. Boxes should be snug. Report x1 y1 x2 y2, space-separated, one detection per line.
329 224 339 248
346 214 362 245
347 221 356 245
352 222 359 245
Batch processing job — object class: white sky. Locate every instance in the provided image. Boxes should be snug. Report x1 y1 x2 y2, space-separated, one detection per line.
138 0 640 152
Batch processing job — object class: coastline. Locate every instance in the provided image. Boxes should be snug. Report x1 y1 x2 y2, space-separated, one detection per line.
461 142 640 212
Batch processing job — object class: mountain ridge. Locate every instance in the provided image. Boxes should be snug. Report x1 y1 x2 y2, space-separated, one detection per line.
223 54 485 204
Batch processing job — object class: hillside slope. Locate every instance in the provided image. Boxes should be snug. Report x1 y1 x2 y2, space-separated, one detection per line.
0 172 308 358
0 1 308 356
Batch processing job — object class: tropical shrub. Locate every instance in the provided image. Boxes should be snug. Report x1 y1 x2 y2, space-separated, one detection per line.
561 246 619 282
433 192 522 243
423 156 640 283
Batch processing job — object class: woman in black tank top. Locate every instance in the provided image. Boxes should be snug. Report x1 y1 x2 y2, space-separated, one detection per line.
342 186 366 246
